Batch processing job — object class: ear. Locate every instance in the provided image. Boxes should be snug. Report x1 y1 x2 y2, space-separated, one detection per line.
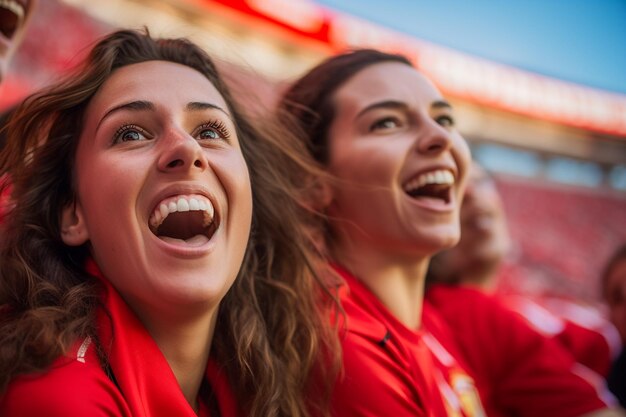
308 178 334 212
60 201 89 246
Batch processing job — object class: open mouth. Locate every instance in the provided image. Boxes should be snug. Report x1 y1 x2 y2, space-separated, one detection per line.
403 169 455 204
0 0 25 40
149 194 217 245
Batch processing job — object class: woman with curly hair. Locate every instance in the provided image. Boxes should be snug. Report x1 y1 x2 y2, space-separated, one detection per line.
0 29 339 417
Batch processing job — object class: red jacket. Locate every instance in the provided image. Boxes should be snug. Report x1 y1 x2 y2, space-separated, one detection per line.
1 260 240 417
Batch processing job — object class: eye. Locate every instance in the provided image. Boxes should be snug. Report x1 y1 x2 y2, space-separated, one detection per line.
194 120 232 142
370 117 400 132
114 124 151 143
435 115 455 128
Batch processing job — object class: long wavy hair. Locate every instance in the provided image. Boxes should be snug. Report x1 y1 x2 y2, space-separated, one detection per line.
0 29 340 417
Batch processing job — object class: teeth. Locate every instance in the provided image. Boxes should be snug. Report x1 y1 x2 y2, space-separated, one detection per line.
149 194 214 232
177 198 190 212
404 169 455 192
0 0 25 21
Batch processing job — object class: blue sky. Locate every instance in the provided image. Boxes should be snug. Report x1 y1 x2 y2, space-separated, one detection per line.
315 0 626 95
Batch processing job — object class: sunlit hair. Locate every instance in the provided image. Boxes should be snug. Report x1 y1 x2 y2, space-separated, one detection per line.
279 49 412 165
0 28 339 417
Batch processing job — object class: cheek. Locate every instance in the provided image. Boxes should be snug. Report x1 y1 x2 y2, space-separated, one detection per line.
330 142 397 186
453 135 472 183
75 155 145 236
456 134 471 160
78 158 139 201
218 153 253 229
227 165 253 269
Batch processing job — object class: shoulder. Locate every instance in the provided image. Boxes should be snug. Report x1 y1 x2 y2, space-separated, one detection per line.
0 337 131 417
426 285 530 332
338 275 390 347
335 308 435 416
332 333 432 417
427 284 498 309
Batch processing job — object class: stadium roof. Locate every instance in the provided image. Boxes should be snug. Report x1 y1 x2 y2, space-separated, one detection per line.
315 0 626 95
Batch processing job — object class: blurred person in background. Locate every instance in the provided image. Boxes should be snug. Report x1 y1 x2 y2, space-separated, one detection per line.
0 0 35 87
427 162 620 378
602 243 626 407
0 29 339 417
0 0 37 218
422 165 621 415
427 162 511 292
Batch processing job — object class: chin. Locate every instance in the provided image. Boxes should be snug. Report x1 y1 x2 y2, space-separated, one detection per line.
433 229 461 251
415 234 460 258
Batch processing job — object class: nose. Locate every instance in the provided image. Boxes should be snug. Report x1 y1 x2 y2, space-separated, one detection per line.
415 118 452 155
157 129 207 173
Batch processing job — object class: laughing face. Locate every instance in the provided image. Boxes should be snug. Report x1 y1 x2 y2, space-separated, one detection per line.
61 61 253 320
455 163 511 266
325 62 470 260
0 0 34 83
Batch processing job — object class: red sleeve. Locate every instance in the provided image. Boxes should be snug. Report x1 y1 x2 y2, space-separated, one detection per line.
503 294 615 378
426 285 608 417
0 356 131 417
557 321 613 377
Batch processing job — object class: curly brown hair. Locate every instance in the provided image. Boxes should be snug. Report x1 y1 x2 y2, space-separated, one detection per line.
0 29 339 417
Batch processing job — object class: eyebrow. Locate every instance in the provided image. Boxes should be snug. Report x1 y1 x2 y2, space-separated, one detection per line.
356 99 453 119
186 101 231 118
96 100 232 132
356 100 408 119
431 100 452 110
97 100 155 132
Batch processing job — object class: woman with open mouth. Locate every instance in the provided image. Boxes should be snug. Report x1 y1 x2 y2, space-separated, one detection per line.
278 49 623 417
0 29 339 417
279 48 483 417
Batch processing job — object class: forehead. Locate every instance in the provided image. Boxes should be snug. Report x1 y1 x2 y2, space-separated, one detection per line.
86 60 228 116
332 62 443 114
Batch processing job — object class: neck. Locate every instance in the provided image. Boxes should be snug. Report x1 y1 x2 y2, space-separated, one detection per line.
332 238 429 329
458 260 501 294
139 306 218 412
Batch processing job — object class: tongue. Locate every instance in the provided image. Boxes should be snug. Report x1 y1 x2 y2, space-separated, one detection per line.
407 183 450 204
160 234 210 247
412 195 450 209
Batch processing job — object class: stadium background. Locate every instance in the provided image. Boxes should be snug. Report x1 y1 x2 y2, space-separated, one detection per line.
2 0 625 311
